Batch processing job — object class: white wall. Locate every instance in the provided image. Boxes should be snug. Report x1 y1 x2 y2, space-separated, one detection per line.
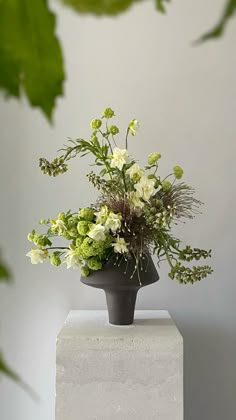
0 0 235 419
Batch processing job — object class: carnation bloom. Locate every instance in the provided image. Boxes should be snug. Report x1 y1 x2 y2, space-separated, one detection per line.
112 237 129 254
64 249 81 269
88 224 106 241
148 153 161 165
134 176 155 201
128 119 139 136
26 249 48 264
105 212 122 233
126 163 143 181
110 148 129 171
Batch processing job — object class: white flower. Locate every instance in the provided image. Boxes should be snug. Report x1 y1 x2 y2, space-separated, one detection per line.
88 224 106 241
51 219 66 235
95 205 109 224
128 119 139 136
110 148 129 171
112 237 129 254
64 249 81 270
134 176 155 201
126 163 143 181
128 191 144 209
26 249 48 264
105 212 122 233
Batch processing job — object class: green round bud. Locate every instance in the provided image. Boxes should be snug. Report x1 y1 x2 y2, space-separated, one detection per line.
78 208 94 221
162 180 172 192
81 266 90 277
148 153 161 165
102 107 115 119
108 125 119 135
87 257 102 271
58 212 65 221
77 221 90 236
90 119 102 130
50 253 61 267
173 166 183 179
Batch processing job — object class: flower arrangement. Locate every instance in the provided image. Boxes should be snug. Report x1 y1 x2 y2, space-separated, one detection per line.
26 107 213 285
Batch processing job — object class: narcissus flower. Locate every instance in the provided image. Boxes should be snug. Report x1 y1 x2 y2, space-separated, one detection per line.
26 249 48 264
128 191 144 209
110 148 129 171
128 119 139 136
126 163 143 182
64 249 81 269
51 219 66 236
134 176 155 201
88 224 106 241
105 212 122 233
112 237 129 254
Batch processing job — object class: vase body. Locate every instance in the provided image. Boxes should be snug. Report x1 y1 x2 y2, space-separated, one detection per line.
80 255 159 325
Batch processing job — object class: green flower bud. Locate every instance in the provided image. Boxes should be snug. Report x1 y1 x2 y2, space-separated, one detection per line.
77 221 90 236
27 231 35 242
58 212 65 221
102 107 115 119
50 252 61 267
87 257 102 271
39 219 47 225
78 208 94 221
108 125 119 135
147 174 156 179
81 266 90 277
148 153 161 165
90 119 102 130
162 180 172 192
173 166 184 179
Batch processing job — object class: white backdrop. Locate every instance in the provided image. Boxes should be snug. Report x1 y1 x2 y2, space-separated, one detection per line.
0 0 235 419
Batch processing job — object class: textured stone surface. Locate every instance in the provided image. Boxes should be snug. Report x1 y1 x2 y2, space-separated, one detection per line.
56 310 183 420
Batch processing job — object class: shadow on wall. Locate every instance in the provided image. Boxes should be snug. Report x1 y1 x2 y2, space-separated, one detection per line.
181 320 236 420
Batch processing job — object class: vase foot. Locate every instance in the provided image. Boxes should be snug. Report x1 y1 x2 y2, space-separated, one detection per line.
104 289 138 325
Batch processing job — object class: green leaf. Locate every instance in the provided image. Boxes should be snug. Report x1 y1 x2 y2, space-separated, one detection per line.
0 352 19 382
0 0 65 120
197 0 236 42
155 0 170 14
60 0 137 15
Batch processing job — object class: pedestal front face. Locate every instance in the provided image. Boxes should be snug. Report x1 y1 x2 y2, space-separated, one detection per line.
56 310 183 420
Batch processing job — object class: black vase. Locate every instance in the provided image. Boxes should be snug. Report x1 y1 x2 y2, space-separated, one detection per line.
80 255 159 325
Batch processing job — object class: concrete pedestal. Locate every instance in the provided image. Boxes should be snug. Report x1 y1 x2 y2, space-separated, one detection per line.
56 310 183 420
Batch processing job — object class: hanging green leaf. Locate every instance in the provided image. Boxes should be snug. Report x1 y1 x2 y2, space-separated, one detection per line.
60 0 138 15
0 352 20 382
197 0 236 42
0 0 65 120
155 0 170 14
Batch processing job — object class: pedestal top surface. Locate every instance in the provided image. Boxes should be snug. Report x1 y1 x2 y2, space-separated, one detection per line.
58 310 182 342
